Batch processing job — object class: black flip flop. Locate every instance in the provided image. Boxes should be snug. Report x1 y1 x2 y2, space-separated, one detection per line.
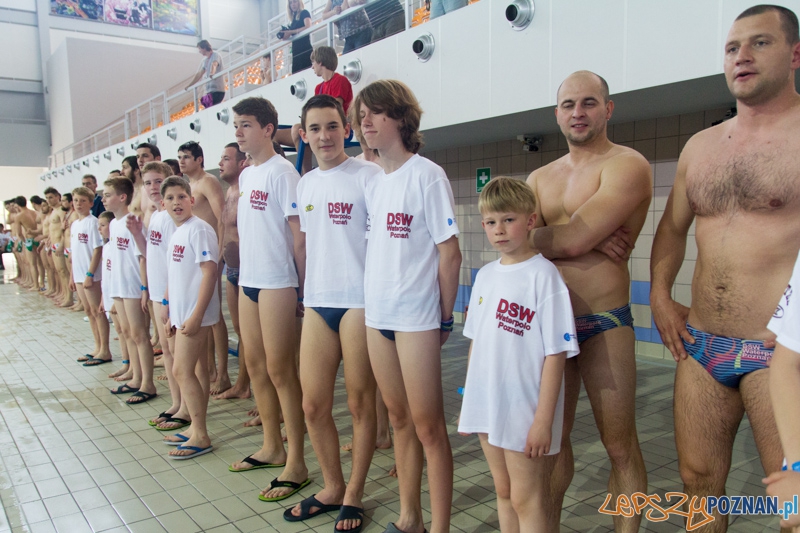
229 455 286 472
283 494 340 522
126 391 157 405
83 358 111 367
110 384 139 395
334 505 365 533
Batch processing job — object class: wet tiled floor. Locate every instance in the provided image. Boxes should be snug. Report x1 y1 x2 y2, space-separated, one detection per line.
0 265 780 532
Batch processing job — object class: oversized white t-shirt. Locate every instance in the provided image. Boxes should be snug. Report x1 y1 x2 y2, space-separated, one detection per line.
237 155 301 289
145 210 176 302
457 255 580 454
364 154 459 330
167 216 220 329
108 213 144 299
768 250 800 353
70 215 103 283
298 158 381 308
101 241 113 311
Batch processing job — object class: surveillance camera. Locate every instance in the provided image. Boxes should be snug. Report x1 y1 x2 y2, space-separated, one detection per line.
167 127 178 140
343 60 362 84
506 0 534 31
290 80 307 100
190 119 201 133
412 33 435 62
147 135 157 146
217 108 229 124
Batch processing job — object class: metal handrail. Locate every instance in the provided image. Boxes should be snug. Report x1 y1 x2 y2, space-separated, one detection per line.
50 0 428 169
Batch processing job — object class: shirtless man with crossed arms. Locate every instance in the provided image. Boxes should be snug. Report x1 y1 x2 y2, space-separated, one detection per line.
651 6 800 531
527 70 651 532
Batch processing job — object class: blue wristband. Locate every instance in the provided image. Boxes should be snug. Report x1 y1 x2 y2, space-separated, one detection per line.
440 315 455 332
782 460 800 471
162 299 168 306
85 272 94 278
141 285 148 291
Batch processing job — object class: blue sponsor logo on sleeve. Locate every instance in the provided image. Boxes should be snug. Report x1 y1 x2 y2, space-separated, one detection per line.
564 333 573 341
292 202 297 208
447 218 453 226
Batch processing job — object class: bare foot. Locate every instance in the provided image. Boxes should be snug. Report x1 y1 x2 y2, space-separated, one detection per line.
209 369 218 384
153 355 164 368
114 371 134 382
388 464 397 478
108 365 129 379
247 407 259 417
244 415 262 427
155 374 169 381
214 386 250 400
209 375 232 396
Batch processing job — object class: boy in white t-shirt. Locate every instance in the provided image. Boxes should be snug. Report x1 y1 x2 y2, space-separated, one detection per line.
765 252 800 529
127 162 189 431
457 177 579 532
70 187 112 365
103 177 157 405
158 176 220 460
97 211 133 380
228 96 309 501
282 95 381 530
353 80 462 533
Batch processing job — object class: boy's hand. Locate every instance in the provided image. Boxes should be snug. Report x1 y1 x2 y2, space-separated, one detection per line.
296 301 305 318
165 323 175 338
159 303 170 325
764 470 800 527
181 316 201 336
440 330 450 346
98 301 104 315
84 276 93 289
141 291 148 313
525 420 551 459
126 215 143 235
69 279 76 291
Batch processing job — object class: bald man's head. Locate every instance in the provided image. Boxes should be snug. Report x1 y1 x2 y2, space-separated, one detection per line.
557 70 610 104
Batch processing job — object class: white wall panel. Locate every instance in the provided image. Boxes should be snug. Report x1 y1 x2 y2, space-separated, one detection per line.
0 0 36 10
625 0 719 91
0 22 41 80
489 0 551 116
208 0 262 41
550 0 625 98
397 23 442 130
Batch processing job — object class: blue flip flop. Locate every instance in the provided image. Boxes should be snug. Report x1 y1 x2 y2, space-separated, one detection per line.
164 433 190 446
169 444 213 460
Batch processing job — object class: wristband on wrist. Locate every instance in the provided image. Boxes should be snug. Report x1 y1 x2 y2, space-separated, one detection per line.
782 459 800 471
298 297 304 302
122 360 129 364
162 299 169 306
85 272 94 278
141 285 148 291
440 315 455 332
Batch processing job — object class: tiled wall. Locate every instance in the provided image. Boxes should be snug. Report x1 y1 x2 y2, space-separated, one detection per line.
421 106 733 361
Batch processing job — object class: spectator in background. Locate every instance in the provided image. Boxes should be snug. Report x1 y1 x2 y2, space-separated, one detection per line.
186 40 225 107
430 0 467 19
282 0 312 74
259 54 273 85
274 46 353 175
81 175 105 218
163 159 182 177
350 0 404 44
324 0 372 53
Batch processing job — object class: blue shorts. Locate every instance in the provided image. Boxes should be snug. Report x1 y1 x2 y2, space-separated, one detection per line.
226 267 239 288
309 307 349 333
684 324 773 389
380 329 395 341
242 286 260 303
574 304 633 344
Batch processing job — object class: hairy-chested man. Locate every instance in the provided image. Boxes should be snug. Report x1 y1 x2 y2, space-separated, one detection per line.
651 6 800 532
177 141 228 392
15 196 40 291
45 189 71 307
36 194 56 297
527 71 651 532
214 142 253 402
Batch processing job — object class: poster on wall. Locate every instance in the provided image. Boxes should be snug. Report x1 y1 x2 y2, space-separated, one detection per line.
50 0 103 20
152 0 198 35
104 0 152 28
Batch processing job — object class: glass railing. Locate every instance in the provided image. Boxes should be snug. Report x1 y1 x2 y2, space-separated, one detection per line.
48 0 452 169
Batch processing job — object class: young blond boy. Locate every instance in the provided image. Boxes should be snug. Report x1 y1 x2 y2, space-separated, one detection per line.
70 187 112 365
458 177 579 532
158 176 220 459
104 177 157 404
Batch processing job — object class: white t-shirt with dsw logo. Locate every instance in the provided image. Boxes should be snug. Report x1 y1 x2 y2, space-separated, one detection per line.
145 210 176 302
108 213 143 299
364 154 459 331
458 254 579 454
101 241 113 311
167 216 220 330
70 215 103 283
769 250 800 353
237 155 301 289
298 157 381 308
